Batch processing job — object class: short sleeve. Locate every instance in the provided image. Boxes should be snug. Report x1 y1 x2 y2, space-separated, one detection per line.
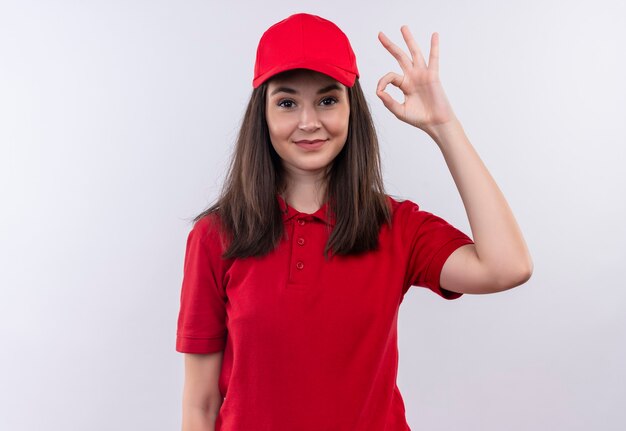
402 200 475 300
176 216 228 353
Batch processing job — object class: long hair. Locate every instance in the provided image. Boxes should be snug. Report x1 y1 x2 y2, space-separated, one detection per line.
192 75 392 260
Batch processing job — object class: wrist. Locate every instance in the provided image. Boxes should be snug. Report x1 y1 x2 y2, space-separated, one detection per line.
424 117 463 147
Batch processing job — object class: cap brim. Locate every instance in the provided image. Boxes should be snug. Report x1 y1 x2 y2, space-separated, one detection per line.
253 61 357 88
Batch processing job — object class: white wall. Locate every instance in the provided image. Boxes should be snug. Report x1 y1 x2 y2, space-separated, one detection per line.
1 0 624 430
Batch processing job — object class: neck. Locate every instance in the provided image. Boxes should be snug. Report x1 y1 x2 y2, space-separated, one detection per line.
281 181 327 214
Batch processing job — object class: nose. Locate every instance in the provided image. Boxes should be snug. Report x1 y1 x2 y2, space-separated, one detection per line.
298 104 321 132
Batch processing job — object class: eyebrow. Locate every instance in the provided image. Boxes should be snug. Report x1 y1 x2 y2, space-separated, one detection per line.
269 83 342 96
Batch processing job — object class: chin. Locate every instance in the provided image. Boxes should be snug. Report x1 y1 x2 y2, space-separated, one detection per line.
287 159 334 173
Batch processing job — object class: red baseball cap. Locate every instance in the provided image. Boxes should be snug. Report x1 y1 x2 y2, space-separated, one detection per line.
252 13 360 88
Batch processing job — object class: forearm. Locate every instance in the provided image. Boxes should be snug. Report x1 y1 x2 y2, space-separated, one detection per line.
426 118 533 285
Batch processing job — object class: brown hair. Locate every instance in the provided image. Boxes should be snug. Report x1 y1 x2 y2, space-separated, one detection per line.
192 74 392 260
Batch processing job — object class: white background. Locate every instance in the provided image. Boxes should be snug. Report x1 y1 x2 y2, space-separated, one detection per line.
1 0 625 430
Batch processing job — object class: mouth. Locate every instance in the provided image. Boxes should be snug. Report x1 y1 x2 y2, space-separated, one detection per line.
294 139 328 150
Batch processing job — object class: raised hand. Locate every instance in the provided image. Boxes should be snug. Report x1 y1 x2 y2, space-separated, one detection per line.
377 26 458 134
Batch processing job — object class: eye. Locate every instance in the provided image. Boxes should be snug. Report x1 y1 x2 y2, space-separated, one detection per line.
277 99 295 108
321 97 338 106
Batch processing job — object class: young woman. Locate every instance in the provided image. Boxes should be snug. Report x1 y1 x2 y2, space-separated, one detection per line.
176 12 533 431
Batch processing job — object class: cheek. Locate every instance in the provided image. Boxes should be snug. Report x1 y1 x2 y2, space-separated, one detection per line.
325 109 350 137
266 112 295 139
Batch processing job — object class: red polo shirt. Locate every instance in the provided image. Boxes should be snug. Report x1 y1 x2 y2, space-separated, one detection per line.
176 193 474 431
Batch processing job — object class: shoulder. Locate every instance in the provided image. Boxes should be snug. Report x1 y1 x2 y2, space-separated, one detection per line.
193 211 223 233
189 211 229 248
385 194 421 218
383 194 443 236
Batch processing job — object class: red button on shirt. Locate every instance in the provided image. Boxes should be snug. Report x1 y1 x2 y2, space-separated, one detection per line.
176 193 474 431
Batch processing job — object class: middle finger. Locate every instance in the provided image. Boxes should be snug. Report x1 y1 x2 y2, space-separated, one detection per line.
378 31 413 73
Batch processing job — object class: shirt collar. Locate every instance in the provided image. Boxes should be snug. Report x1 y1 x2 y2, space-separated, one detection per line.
276 192 336 227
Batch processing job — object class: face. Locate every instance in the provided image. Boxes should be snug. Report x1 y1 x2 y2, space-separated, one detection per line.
265 69 350 181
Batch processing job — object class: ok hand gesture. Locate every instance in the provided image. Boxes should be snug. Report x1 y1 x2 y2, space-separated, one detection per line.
377 26 458 134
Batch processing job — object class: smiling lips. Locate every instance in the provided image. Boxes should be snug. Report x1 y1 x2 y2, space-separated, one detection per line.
294 139 327 149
